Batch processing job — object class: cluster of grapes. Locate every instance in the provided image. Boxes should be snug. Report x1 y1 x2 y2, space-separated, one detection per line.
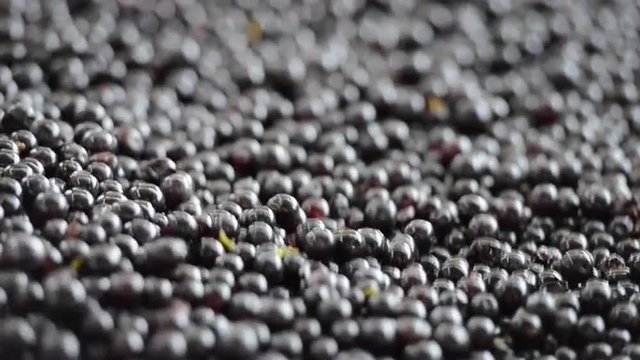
0 0 639 359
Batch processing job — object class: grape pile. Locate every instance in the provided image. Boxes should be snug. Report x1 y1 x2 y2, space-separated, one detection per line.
0 0 639 359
